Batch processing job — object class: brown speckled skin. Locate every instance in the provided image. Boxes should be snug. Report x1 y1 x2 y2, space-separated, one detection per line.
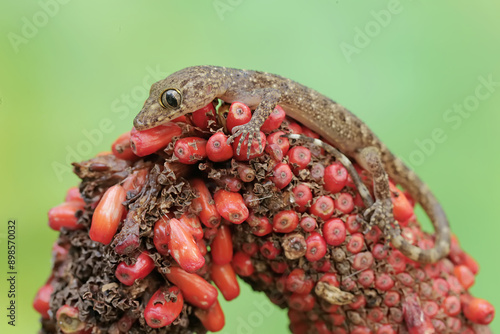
134 65 450 263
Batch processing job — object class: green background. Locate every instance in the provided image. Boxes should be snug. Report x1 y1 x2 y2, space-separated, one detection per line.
1 0 499 333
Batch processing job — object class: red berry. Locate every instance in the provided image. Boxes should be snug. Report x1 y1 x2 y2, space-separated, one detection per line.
153 218 170 255
324 162 348 193
165 267 218 309
112 130 138 161
130 122 182 157
384 291 401 307
271 162 293 189
345 214 361 233
372 243 388 260
305 232 327 262
33 283 53 319
89 184 126 244
286 269 314 294
387 250 406 273
260 241 281 260
273 210 299 233
300 216 317 232
376 325 396 334
191 103 216 130
214 189 249 224
287 146 311 173
365 226 382 244
314 321 331 334
232 131 266 161
302 127 319 139
115 251 155 286
402 293 434 334
206 132 233 162
65 186 85 204
375 274 394 291
289 293 315 311
227 102 252 133
168 218 206 272
349 295 366 310
422 301 439 318
346 233 365 253
261 105 286 132
462 296 495 325
265 143 284 161
310 163 325 181
454 264 475 289
121 168 149 193
319 272 340 288
190 178 221 228
358 269 375 288
247 212 273 236
351 326 371 334
270 261 288 274
267 131 290 155
241 242 258 256
56 305 85 334
211 225 233 265
389 181 413 222
432 278 449 297
309 195 335 220
443 295 461 316
144 286 184 328
352 251 374 270
178 213 204 241
48 201 85 231
174 137 207 164
219 176 242 192
194 300 225 332
286 119 303 134
211 263 240 301
462 253 479 275
396 272 414 287
232 251 254 277
335 193 354 214
236 162 256 182
292 184 313 212
322 218 346 246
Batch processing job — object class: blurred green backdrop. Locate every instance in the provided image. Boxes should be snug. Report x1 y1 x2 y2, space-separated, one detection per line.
1 0 499 333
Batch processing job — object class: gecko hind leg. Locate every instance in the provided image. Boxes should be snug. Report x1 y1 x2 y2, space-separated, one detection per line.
285 135 448 263
355 147 401 240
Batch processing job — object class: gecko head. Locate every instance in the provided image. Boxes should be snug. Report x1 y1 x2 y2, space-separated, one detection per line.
134 67 218 130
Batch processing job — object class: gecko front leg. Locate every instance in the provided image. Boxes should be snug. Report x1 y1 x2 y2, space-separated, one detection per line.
226 88 282 159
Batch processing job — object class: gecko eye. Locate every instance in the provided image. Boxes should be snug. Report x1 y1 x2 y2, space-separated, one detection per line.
159 89 182 109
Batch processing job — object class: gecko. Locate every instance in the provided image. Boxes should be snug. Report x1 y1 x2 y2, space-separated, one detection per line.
133 65 451 264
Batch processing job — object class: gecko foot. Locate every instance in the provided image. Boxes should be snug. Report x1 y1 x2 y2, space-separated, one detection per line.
227 121 263 159
360 198 398 238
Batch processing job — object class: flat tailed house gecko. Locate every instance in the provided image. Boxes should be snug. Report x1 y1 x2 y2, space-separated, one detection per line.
133 65 451 264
